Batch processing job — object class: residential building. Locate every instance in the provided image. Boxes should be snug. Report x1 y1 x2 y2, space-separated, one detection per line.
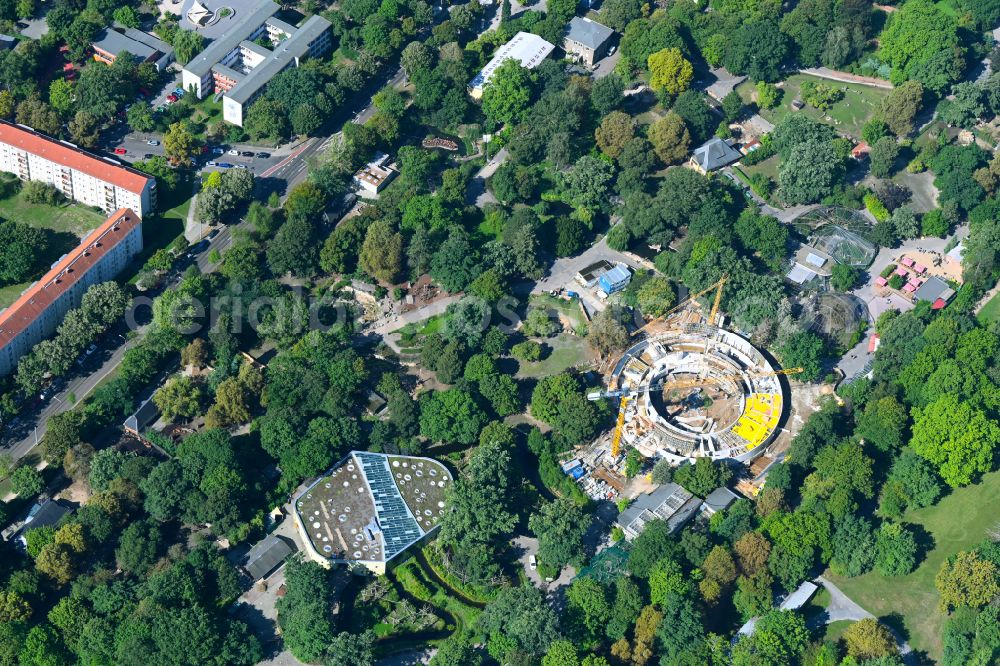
0 121 156 216
353 153 396 195
181 0 332 127
688 137 742 173
563 17 613 67
0 209 143 376
468 31 554 99
92 27 174 71
616 482 702 540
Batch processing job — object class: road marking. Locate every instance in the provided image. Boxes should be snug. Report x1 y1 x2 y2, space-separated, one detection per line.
260 139 316 178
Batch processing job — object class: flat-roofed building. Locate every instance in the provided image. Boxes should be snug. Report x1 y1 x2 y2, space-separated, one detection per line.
353 153 396 195
0 209 143 375
0 121 156 216
294 452 453 575
468 31 554 99
180 0 332 127
92 28 174 71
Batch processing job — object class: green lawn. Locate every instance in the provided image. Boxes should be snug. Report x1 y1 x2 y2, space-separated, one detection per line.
827 468 1000 660
515 335 590 379
977 291 1000 324
0 183 110 307
821 620 854 645
0 187 106 238
529 293 589 334
738 74 890 139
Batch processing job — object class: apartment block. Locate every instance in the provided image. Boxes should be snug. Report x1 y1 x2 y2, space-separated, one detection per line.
0 121 156 217
0 209 143 376
181 1 332 127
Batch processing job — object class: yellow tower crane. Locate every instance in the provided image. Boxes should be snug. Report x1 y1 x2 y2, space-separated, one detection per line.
632 275 728 337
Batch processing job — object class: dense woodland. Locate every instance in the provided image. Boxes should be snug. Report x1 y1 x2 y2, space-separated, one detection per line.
2 0 1000 663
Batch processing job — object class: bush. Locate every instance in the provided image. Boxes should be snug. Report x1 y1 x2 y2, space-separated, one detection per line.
864 193 889 222
880 264 897 279
21 181 62 205
10 465 44 498
512 341 542 361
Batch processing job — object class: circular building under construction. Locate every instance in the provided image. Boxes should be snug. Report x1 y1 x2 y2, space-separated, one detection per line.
599 325 790 464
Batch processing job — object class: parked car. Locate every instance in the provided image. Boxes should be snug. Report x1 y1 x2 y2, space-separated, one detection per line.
200 145 210 154
227 149 239 156
206 228 221 240
217 162 234 168
207 160 219 167
255 152 271 158
240 151 254 157
144 153 154 159
114 147 127 155
166 94 178 103
529 555 537 570
211 147 225 155
85 343 97 356
146 139 159 146
234 164 248 170
173 88 185 96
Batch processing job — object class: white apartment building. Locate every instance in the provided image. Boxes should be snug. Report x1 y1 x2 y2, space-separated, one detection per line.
0 209 143 376
0 121 156 217
181 1 332 127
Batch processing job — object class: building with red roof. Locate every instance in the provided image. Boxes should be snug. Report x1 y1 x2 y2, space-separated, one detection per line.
0 209 143 376
0 121 156 217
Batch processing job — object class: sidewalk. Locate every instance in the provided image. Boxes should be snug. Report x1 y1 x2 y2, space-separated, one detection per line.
799 67 894 90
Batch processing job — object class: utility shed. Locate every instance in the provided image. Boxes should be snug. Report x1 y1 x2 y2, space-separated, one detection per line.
598 265 632 294
244 534 294 580
701 486 740 516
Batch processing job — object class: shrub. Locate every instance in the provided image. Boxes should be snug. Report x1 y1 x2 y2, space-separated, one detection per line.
21 181 62 205
864 193 889 222
512 341 542 361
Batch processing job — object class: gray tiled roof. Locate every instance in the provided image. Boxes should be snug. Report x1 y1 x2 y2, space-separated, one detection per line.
692 138 742 171
93 29 158 60
245 534 294 579
565 17 613 50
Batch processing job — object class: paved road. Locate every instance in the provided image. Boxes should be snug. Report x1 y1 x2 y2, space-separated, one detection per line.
815 576 914 661
4 329 138 460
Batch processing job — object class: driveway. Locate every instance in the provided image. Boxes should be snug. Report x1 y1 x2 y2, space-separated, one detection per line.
469 148 508 207
511 535 574 590
815 576 914 662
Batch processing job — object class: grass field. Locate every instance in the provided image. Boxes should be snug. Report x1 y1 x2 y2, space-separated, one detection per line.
0 184 109 307
529 293 589 334
515 335 591 378
977 291 1000 324
0 189 106 238
827 469 1000 661
737 74 890 140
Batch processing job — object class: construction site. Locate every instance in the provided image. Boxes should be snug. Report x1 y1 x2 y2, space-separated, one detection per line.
571 278 800 501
